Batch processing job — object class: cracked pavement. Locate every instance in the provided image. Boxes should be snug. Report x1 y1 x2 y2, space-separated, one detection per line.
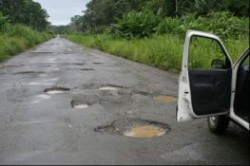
0 37 249 165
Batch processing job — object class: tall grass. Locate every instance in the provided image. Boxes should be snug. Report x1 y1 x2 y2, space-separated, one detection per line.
66 34 249 71
0 24 52 61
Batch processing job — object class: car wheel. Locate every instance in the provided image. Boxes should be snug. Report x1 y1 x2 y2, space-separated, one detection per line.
207 115 229 134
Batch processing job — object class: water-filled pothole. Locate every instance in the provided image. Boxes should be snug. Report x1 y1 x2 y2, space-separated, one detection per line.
44 87 70 94
71 100 91 110
95 118 170 138
154 95 177 103
124 125 166 138
99 86 120 96
73 104 90 109
99 86 119 91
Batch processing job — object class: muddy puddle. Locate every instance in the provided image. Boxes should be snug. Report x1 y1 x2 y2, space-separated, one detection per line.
95 118 170 138
124 125 167 138
154 95 177 103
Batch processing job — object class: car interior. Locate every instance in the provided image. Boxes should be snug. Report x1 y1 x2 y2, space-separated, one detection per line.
234 50 250 122
188 37 232 116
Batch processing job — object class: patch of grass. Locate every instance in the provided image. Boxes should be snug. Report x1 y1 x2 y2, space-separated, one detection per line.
66 34 249 71
0 24 52 62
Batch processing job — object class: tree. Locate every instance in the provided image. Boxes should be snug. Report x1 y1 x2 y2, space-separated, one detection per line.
68 0 249 34
70 15 83 32
0 0 50 30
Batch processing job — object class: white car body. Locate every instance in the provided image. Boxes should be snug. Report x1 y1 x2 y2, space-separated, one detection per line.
177 30 249 130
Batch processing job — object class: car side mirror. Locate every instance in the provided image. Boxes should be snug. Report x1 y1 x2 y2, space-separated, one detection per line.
211 59 225 69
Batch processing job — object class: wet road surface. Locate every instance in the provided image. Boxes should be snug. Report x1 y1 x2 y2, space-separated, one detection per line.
0 37 249 165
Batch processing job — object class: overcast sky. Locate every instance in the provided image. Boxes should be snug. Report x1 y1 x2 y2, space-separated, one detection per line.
34 0 91 26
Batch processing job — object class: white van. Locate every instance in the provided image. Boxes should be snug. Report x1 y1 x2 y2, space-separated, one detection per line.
177 30 249 134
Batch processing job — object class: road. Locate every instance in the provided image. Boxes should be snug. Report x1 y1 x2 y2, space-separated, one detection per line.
0 37 249 165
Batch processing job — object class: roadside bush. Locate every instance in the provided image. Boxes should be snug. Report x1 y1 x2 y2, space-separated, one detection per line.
0 12 8 32
156 12 249 39
112 11 248 40
112 9 161 38
0 23 52 61
67 33 248 71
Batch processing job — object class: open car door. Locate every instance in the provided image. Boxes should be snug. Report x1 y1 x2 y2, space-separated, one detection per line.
177 30 233 122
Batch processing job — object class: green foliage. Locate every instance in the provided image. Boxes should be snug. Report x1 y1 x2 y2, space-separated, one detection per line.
0 23 52 61
0 5 51 61
112 9 161 38
64 0 249 72
67 34 249 71
67 0 249 34
156 12 249 39
49 25 69 34
194 0 249 16
111 11 248 39
0 12 8 31
0 0 49 31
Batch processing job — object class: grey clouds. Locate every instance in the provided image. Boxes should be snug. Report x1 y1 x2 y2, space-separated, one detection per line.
34 0 90 25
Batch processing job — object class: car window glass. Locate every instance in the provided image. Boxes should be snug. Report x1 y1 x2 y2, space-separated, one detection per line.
189 36 228 69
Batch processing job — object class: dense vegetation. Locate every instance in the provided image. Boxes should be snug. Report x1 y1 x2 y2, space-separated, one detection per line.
64 0 249 71
65 0 249 35
0 0 49 30
67 34 248 71
0 0 52 61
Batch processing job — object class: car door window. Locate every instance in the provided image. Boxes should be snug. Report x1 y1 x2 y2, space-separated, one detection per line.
187 35 232 116
189 36 230 69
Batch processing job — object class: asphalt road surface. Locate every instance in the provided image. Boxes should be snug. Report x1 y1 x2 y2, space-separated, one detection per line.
0 37 249 165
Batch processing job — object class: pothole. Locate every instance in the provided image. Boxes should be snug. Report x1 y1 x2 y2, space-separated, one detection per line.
73 104 90 109
133 90 152 96
93 62 102 65
39 74 48 77
63 63 85 66
0 64 24 69
80 83 126 91
30 51 53 54
154 95 177 103
99 86 120 95
71 100 91 110
99 86 119 91
15 71 45 75
124 125 166 138
74 63 85 66
64 52 73 54
95 118 170 138
100 84 126 90
81 68 95 71
44 87 70 94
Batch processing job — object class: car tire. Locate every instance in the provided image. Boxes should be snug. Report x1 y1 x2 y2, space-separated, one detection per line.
207 115 230 135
